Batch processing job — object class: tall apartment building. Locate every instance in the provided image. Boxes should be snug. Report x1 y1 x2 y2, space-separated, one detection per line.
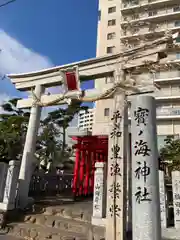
78 109 94 132
93 0 180 148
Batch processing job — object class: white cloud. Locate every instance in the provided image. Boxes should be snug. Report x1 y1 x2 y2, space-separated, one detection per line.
0 30 66 96
0 29 54 112
69 114 78 127
0 30 78 133
0 93 11 102
0 29 53 74
0 92 14 114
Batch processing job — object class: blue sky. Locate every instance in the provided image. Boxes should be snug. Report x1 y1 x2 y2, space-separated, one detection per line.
0 0 98 101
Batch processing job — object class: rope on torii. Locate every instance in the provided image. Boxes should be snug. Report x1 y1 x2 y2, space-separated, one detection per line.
30 31 180 107
30 73 155 106
31 77 140 106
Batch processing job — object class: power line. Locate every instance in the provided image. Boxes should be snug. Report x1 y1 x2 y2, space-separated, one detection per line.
0 0 16 8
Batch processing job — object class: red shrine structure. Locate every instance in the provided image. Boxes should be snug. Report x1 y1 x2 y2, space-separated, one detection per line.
72 135 108 197
63 69 108 197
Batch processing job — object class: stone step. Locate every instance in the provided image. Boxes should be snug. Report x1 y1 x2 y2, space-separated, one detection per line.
42 206 92 223
7 212 105 240
7 202 92 225
23 214 104 237
26 199 93 223
5 199 103 240
7 223 180 240
7 222 93 240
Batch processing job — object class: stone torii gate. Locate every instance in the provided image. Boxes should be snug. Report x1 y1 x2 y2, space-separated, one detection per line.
7 32 179 240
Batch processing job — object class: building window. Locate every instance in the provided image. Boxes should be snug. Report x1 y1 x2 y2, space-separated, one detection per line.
173 6 180 12
108 19 116 26
175 20 180 27
149 71 160 79
131 27 139 34
98 10 101 21
176 37 180 43
175 21 180 42
149 24 157 32
133 0 139 5
104 108 110 116
105 76 114 84
123 16 128 21
148 10 157 17
107 32 116 40
107 46 115 54
123 29 127 36
177 53 180 59
108 6 116 14
131 42 139 48
124 0 139 6
132 13 139 20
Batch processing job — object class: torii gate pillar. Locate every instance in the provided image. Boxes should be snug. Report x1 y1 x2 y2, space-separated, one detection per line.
18 85 44 208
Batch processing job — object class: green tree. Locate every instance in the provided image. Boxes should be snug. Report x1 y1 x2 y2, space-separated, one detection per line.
0 98 30 162
36 122 61 166
160 136 180 171
0 98 86 169
43 100 88 154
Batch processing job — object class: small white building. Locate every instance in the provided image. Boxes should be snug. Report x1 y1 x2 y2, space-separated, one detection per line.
78 108 94 132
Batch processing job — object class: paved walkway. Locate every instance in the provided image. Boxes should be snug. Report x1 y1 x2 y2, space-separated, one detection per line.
0 236 22 240
0 235 176 240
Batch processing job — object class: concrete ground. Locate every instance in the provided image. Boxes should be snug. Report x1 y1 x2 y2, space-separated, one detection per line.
0 235 176 240
0 237 22 240
0 197 178 240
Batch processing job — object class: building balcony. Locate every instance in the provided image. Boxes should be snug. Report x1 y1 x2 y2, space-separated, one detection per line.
121 0 179 14
156 108 180 120
154 76 180 85
120 25 180 41
128 107 180 120
155 95 180 102
121 10 180 27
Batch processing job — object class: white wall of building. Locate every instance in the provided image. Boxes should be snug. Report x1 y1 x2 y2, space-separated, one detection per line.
93 0 180 148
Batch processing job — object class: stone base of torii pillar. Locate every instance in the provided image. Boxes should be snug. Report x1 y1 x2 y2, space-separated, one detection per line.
0 161 20 211
92 162 107 227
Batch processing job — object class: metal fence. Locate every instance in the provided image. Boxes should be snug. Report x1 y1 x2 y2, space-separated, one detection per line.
29 173 73 197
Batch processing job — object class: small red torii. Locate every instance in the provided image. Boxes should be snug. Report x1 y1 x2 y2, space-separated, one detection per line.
62 67 109 197
72 135 108 197
62 67 108 197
